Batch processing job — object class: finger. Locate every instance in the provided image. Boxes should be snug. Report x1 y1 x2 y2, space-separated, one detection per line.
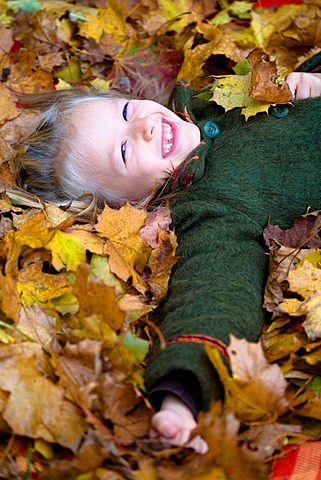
186 435 209 455
285 73 298 98
151 412 180 439
311 81 321 98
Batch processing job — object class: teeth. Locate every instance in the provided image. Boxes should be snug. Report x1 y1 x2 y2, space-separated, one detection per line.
162 122 173 157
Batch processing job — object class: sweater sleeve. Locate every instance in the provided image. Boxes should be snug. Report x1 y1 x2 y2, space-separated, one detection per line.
144 206 269 410
295 51 321 72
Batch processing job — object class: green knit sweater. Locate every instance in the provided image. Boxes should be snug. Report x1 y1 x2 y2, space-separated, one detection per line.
144 53 321 410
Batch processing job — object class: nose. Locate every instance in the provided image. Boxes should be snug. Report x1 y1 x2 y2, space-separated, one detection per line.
132 117 155 142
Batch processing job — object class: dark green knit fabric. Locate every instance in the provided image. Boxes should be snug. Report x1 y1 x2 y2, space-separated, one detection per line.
296 51 321 72
144 58 321 410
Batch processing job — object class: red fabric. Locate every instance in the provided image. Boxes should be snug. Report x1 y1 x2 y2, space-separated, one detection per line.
270 443 321 480
253 0 302 7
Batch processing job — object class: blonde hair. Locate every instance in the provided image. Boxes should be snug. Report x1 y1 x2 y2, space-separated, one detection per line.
19 88 151 209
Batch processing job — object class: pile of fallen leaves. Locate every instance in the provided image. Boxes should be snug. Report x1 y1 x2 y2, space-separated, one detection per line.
0 0 321 479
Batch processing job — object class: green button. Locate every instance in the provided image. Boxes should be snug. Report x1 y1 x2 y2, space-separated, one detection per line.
204 121 220 139
271 105 289 118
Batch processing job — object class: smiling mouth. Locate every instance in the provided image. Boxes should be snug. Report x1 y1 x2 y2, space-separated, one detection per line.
162 121 174 158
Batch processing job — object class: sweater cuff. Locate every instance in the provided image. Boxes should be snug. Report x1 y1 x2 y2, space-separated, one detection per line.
296 51 321 73
147 370 202 420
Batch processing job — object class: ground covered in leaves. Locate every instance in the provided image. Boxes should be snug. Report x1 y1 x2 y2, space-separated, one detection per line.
0 0 321 479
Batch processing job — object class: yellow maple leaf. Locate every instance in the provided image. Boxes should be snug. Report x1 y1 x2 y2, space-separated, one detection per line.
212 74 271 120
17 262 70 307
13 212 55 250
178 24 243 83
156 0 194 32
73 263 126 331
278 258 321 340
46 229 104 272
96 203 151 291
78 0 128 45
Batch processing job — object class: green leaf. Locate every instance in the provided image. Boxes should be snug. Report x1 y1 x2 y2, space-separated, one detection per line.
233 59 252 76
229 1 253 16
52 292 79 316
211 10 231 26
120 331 149 362
194 91 214 101
311 377 321 394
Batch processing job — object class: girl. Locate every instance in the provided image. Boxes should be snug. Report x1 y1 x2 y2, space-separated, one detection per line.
19 52 321 453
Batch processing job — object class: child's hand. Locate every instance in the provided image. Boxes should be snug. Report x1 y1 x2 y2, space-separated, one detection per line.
286 72 321 100
149 393 208 454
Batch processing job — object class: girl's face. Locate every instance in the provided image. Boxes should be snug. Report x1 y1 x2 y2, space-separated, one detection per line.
75 98 201 202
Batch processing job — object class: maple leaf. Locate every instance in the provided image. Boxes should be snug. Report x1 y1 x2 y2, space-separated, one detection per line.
77 0 129 46
178 18 243 83
72 263 126 332
278 258 321 340
109 38 183 99
263 211 321 249
0 85 20 125
206 336 288 423
47 228 104 271
17 262 70 307
99 374 151 446
247 48 293 103
2 0 321 476
211 47 294 120
96 203 151 292
211 73 272 120
263 212 321 340
140 204 172 249
0 345 87 452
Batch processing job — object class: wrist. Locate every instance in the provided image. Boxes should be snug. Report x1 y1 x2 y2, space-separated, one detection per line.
160 393 195 420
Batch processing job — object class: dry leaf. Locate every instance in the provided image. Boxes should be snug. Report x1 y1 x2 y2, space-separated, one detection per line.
248 48 293 103
206 336 288 422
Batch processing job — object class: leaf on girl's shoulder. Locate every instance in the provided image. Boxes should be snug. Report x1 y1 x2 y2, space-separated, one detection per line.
209 48 294 120
211 74 271 120
247 48 293 104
